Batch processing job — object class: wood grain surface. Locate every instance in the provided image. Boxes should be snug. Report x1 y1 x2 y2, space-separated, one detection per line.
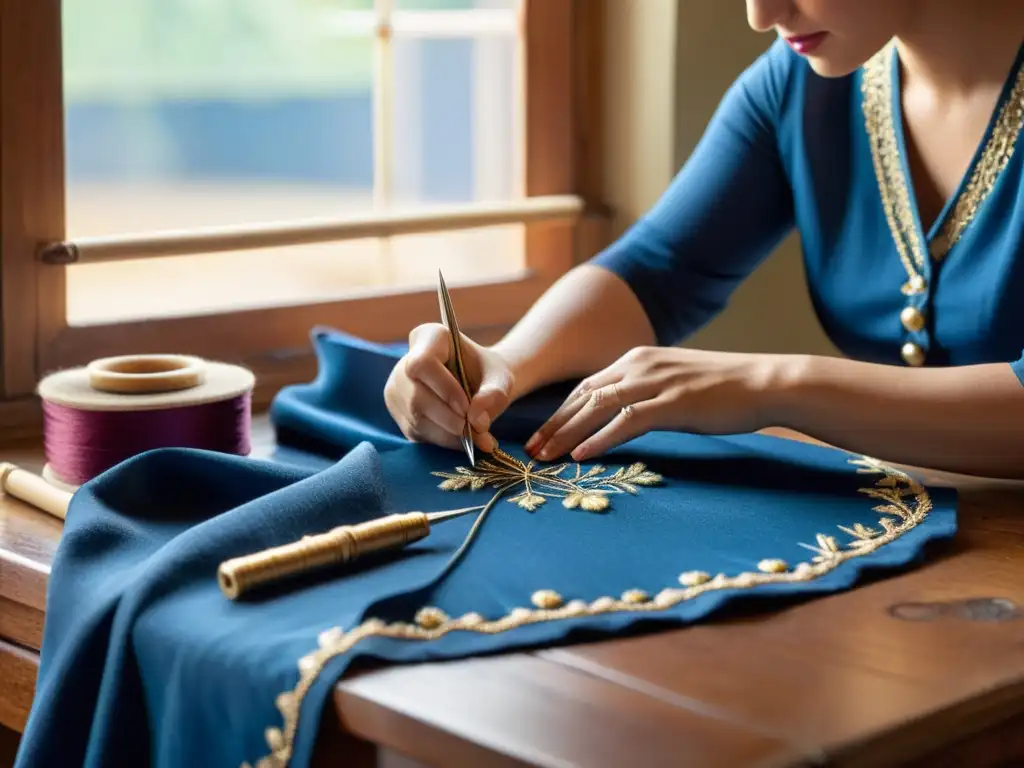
1 422 1023 767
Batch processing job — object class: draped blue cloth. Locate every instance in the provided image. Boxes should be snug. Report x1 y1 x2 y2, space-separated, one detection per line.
17 327 958 768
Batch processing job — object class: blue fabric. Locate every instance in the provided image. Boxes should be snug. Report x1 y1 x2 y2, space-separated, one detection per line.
19 327 958 768
592 39 1024 375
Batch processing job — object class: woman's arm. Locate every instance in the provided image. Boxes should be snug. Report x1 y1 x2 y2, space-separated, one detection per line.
490 265 656 401
523 345 1024 479
387 42 799 449
491 40 798 401
769 354 1024 479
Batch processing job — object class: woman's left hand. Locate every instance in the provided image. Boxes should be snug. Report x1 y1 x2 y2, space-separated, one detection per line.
524 346 789 462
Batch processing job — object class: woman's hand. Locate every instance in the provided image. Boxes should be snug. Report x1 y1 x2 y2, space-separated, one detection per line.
525 346 786 461
384 322 515 453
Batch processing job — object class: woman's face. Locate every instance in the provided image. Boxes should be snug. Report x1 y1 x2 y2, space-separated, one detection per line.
745 0 914 77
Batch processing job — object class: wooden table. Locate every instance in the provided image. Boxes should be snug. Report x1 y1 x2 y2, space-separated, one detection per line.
2 425 1024 767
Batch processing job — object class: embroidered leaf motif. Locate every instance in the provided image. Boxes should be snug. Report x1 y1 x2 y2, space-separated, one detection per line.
879 517 900 534
432 448 662 514
817 534 839 552
438 476 473 491
873 503 909 518
799 533 843 563
510 492 546 512
609 463 663 486
838 522 880 547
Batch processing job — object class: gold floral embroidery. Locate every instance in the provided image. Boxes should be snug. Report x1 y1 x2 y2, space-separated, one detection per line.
432 447 663 512
862 44 1024 294
246 455 933 768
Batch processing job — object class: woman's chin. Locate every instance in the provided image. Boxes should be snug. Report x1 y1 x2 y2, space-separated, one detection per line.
791 38 891 80
804 56 864 78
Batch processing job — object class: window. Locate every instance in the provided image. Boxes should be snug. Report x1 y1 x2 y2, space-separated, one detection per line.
0 0 602 423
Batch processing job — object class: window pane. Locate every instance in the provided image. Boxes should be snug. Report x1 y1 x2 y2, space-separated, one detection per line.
62 0 376 236
61 0 526 323
391 30 520 205
65 226 524 325
395 0 519 10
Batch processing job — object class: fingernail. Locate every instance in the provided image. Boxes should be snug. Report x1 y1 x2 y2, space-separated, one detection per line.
472 412 490 432
480 433 497 452
536 445 554 461
524 433 541 454
571 445 588 462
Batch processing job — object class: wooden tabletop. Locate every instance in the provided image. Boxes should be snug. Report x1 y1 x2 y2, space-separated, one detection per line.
2 425 1024 767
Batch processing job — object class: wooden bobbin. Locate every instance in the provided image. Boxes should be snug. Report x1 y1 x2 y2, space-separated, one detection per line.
86 354 206 395
0 463 73 520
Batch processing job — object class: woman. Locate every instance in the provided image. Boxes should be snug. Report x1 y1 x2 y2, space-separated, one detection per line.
384 0 1024 479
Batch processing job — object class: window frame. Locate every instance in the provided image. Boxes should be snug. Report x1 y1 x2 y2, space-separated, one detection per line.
0 0 607 433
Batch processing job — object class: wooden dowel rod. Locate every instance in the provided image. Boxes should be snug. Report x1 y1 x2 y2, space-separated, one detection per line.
38 194 583 266
0 463 72 521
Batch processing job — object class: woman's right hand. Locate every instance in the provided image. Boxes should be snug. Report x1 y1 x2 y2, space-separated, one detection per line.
384 322 515 453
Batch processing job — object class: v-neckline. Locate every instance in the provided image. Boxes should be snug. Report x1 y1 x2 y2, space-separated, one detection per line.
861 40 1024 295
889 41 1024 247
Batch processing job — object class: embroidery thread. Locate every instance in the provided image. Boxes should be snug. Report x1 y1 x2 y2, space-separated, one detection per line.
247 455 933 768
432 447 663 512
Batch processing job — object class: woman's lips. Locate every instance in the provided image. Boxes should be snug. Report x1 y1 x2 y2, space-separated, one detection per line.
785 31 828 55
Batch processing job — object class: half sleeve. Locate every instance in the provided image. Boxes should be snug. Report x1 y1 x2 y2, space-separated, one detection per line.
591 41 798 347
1011 352 1024 385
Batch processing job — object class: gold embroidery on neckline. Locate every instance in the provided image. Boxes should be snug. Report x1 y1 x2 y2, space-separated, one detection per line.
246 455 933 768
862 44 1024 294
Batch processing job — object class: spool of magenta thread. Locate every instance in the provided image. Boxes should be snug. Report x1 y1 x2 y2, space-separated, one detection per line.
36 353 256 490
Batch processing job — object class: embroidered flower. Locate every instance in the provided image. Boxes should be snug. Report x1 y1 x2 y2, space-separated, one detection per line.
432 449 662 513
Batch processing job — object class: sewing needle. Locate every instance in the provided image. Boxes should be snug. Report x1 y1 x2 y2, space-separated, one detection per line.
437 269 476 467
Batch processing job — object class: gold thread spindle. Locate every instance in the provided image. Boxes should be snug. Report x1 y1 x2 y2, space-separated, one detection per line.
217 512 431 600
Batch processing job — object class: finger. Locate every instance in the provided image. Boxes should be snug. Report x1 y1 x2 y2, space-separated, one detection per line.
533 383 623 460
404 329 470 417
406 418 463 451
467 366 513 434
571 396 660 461
408 384 468 436
536 379 657 461
525 371 619 456
473 429 497 454
526 393 592 458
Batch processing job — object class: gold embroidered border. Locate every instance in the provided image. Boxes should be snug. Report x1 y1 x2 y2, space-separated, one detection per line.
862 45 926 293
862 43 1024 294
934 60 1024 257
244 455 934 768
